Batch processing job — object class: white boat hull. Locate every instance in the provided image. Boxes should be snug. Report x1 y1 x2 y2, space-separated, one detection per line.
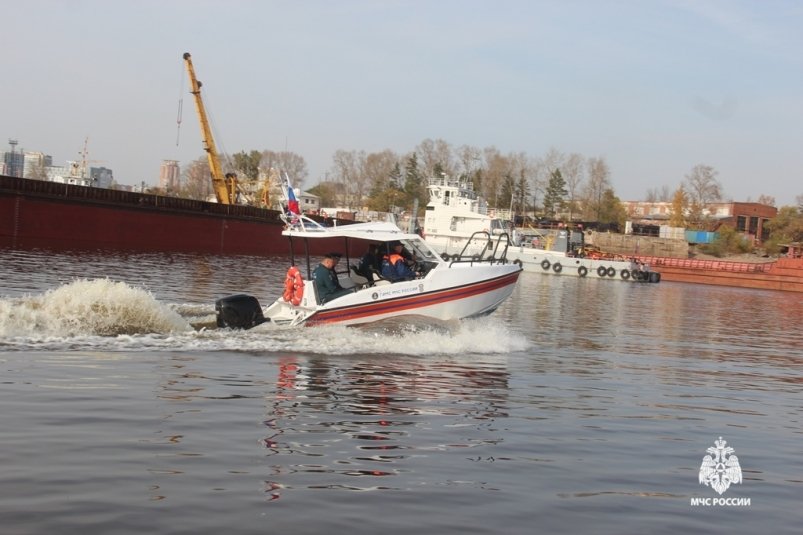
264 263 521 327
427 241 658 283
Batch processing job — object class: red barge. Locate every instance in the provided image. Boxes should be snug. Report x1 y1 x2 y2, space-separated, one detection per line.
0 174 347 256
637 254 803 293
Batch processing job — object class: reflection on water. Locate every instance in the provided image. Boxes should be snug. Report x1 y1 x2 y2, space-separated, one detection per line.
261 355 509 497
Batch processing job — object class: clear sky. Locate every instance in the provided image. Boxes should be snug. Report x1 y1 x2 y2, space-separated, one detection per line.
3 0 801 205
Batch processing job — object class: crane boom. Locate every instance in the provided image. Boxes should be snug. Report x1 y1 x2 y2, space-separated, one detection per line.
182 52 236 204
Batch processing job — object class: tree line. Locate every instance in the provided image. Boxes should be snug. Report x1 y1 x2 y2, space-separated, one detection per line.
169 138 802 253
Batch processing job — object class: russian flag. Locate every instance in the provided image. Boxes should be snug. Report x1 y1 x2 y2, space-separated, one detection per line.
287 186 300 214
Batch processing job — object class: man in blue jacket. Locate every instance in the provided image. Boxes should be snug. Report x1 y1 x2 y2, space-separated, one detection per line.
380 242 416 281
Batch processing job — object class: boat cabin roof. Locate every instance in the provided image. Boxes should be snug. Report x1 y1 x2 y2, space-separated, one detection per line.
283 220 420 243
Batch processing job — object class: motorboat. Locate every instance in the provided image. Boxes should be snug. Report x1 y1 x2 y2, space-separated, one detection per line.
215 218 522 329
423 176 660 283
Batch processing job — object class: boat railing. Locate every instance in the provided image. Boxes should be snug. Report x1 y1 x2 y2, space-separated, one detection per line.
452 231 512 266
636 255 776 273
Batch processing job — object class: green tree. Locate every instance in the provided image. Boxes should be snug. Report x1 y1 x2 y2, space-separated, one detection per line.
514 169 531 217
232 150 262 180
700 226 751 257
366 162 405 213
543 169 567 218
403 153 424 211
598 189 627 229
764 205 803 254
498 173 514 212
307 182 339 208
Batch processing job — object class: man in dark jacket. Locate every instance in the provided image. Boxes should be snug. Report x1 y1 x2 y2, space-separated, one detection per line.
313 252 352 303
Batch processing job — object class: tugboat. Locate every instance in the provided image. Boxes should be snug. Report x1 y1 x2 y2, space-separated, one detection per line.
423 176 660 283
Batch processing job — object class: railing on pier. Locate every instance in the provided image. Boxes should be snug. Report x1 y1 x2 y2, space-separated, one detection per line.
636 255 775 273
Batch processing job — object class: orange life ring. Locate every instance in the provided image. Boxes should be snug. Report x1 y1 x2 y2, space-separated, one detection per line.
283 266 305 306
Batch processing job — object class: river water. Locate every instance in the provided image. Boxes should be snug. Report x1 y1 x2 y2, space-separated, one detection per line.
0 249 801 534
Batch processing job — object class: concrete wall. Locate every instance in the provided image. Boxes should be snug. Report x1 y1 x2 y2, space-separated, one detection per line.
587 231 689 258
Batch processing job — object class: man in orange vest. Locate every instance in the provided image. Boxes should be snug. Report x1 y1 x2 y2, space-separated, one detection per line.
380 242 416 281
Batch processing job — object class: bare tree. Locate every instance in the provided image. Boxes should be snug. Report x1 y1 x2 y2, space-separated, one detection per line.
528 156 547 216
26 158 49 181
416 138 454 178
455 144 482 180
756 194 776 207
482 147 511 209
684 164 723 227
645 185 672 203
562 153 585 221
362 150 400 186
331 149 361 208
582 156 611 220
541 147 565 173
181 157 213 201
259 150 308 187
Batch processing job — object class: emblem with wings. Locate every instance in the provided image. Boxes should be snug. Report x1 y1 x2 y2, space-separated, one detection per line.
699 437 742 495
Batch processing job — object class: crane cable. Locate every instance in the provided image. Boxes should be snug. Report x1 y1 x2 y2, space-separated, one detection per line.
176 59 184 146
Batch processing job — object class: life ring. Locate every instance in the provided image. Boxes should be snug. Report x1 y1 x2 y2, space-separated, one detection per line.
597 266 608 277
552 262 562 273
541 259 551 270
578 266 588 277
513 259 523 267
606 266 616 277
283 266 304 306
620 269 630 280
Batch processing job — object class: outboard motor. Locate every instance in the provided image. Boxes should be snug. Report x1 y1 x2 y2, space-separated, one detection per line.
215 294 266 329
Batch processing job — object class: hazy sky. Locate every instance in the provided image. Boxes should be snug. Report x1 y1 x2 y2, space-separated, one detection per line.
3 0 802 205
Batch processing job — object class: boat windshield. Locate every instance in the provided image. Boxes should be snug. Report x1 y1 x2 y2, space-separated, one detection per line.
401 239 438 262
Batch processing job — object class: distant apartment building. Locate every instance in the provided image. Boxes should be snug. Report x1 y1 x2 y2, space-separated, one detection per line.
159 160 181 192
23 151 53 179
89 166 114 188
2 150 24 177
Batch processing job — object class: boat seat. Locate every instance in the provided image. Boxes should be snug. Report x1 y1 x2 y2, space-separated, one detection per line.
370 268 392 286
348 266 371 289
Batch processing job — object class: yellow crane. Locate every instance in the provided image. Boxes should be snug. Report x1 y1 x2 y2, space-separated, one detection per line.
182 52 237 204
